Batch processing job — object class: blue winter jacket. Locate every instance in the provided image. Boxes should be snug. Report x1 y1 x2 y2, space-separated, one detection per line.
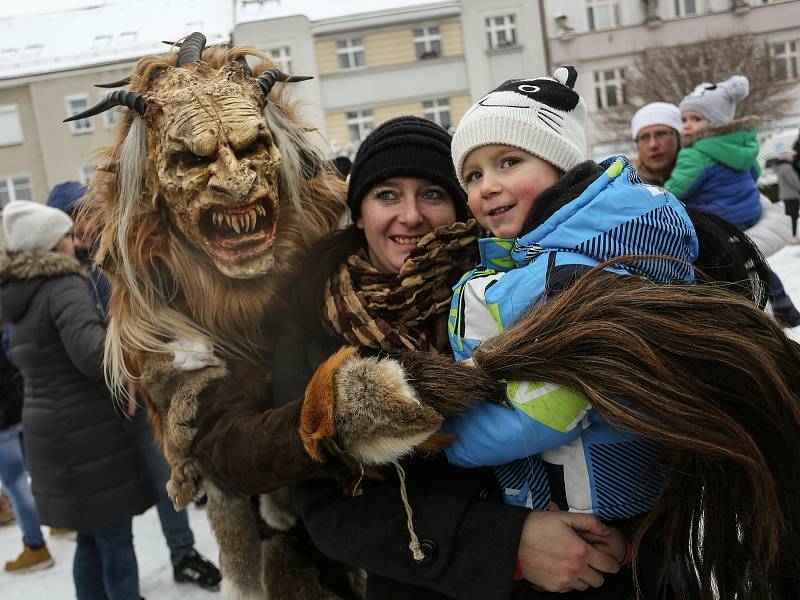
444 157 699 520
664 118 762 229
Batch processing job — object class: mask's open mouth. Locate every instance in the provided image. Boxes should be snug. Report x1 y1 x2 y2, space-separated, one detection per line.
199 197 277 261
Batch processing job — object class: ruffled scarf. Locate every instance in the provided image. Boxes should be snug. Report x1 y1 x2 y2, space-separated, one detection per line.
322 220 479 353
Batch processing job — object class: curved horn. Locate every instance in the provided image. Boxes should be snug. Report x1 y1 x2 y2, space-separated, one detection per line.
63 91 147 122
94 77 132 89
236 55 251 76
176 32 206 67
256 67 313 96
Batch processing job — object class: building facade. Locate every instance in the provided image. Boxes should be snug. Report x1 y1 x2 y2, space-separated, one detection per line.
540 0 800 158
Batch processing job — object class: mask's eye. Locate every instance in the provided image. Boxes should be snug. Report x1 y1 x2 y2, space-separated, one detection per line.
235 138 266 159
170 151 213 169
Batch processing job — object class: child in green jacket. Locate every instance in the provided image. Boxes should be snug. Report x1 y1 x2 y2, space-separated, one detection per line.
665 75 762 229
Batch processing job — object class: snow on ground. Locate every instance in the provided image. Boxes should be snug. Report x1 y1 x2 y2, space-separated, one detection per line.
2 245 800 599
0 503 219 599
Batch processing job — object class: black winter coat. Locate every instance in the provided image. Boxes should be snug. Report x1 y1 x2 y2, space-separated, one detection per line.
274 309 533 600
0 343 23 430
0 251 155 530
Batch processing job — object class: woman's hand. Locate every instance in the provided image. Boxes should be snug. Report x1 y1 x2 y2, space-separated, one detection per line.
575 521 627 564
517 511 620 593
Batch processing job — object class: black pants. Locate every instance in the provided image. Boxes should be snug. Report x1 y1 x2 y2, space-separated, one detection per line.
785 198 799 237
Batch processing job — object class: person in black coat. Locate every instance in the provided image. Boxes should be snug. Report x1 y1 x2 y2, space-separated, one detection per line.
0 201 155 599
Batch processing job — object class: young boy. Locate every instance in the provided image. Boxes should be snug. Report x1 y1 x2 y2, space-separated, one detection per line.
443 68 699 520
666 75 761 229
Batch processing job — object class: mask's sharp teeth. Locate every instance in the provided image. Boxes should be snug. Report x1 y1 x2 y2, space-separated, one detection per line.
248 211 256 232
233 215 242 234
224 214 233 230
256 204 266 217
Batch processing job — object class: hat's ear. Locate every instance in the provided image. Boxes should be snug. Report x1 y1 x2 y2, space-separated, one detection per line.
554 66 578 89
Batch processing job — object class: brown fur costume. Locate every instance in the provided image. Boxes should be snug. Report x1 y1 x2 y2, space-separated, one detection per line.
78 34 364 599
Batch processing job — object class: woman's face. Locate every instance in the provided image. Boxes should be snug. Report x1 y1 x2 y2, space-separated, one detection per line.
356 177 457 273
53 233 75 258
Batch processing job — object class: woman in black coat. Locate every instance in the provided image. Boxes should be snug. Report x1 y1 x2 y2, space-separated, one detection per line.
0 201 155 599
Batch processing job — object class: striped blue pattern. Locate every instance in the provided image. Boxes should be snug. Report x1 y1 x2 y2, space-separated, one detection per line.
589 439 664 521
494 456 551 509
575 205 694 284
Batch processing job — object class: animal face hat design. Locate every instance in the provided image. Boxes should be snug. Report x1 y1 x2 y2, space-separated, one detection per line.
451 66 587 186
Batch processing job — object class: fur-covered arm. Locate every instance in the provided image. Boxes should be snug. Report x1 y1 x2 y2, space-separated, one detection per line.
300 346 505 469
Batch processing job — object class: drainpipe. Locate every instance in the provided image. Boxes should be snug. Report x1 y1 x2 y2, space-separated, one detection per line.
537 0 553 73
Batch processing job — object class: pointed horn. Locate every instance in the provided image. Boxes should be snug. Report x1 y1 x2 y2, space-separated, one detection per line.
256 67 313 95
94 77 132 89
63 91 147 122
176 32 206 67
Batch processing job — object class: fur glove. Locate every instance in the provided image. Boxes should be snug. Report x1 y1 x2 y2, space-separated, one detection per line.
300 346 505 470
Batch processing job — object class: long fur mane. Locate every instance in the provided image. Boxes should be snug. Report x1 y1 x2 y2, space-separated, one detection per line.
80 45 347 394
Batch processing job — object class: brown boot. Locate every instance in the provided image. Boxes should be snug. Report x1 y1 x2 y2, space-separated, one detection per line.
4 543 54 572
0 495 15 526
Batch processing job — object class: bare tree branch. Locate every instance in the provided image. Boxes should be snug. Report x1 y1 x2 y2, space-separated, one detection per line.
594 34 795 142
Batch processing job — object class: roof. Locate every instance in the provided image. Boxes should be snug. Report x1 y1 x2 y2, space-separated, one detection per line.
0 0 444 80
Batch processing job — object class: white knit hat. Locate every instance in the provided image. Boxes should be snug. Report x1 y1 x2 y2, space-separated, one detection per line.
630 102 682 141
3 201 73 252
679 75 749 126
451 66 587 186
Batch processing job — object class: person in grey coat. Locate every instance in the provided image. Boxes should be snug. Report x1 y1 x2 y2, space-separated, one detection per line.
769 153 800 238
0 201 155 600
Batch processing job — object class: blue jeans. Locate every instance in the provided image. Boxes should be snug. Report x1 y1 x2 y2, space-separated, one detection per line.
73 519 139 600
769 270 794 310
132 407 194 565
0 423 44 547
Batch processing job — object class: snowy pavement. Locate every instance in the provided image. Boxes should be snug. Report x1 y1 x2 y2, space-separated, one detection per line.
0 503 219 599
2 244 800 599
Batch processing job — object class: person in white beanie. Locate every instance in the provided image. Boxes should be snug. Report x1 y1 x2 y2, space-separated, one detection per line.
665 75 762 230
2 200 74 255
630 102 681 186
0 200 156 597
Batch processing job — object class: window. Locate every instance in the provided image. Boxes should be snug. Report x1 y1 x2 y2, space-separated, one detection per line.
19 45 43 60
346 110 374 143
586 0 621 31
117 32 137 46
593 68 625 109
0 175 32 208
336 37 365 70
268 46 293 73
414 26 442 60
97 92 122 128
65 94 94 134
485 15 517 49
92 35 112 49
674 0 697 16
79 165 96 185
422 98 452 130
0 105 23 146
772 41 799 82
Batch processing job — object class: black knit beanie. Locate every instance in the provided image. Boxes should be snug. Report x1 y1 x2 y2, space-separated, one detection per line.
347 116 468 222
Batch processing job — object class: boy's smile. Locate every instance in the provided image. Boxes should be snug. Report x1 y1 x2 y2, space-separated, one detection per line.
462 144 561 239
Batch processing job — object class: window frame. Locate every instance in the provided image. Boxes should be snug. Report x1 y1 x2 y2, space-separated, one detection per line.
422 98 452 131
586 0 622 31
0 173 33 208
771 40 799 82
0 104 24 147
267 45 293 73
414 25 443 60
65 94 94 134
485 14 518 50
346 109 374 143
673 0 697 17
593 68 626 110
336 37 366 71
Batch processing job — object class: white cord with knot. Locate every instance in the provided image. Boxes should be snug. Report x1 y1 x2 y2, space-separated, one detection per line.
393 460 425 561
